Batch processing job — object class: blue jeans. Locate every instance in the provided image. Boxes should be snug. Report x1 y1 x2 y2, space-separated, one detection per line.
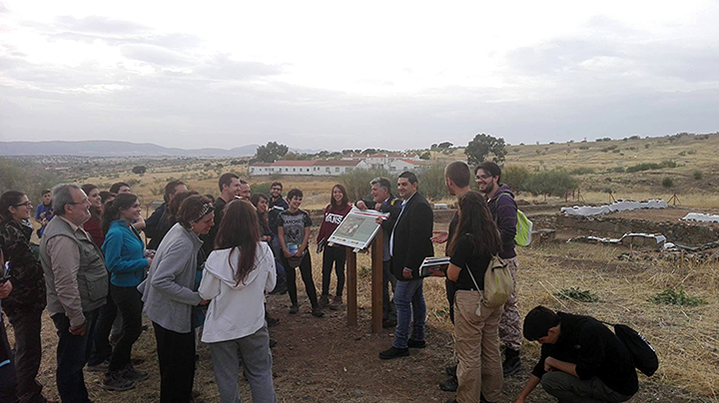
393 278 426 349
51 308 100 403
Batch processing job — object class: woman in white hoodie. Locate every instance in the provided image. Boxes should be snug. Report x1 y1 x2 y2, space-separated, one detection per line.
199 199 277 403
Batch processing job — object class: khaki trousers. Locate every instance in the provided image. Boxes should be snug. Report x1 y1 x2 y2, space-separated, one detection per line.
454 290 504 403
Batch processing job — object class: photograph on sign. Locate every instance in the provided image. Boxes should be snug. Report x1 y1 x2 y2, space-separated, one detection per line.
327 208 388 250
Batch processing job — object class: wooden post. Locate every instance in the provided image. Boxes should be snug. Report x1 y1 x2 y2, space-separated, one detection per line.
346 246 357 327
371 231 384 333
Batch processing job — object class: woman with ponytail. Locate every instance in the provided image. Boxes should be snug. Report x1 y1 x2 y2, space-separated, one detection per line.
99 193 152 391
0 191 49 403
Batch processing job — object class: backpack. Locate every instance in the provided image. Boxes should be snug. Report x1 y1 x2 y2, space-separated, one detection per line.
496 193 533 246
466 255 514 309
602 321 659 376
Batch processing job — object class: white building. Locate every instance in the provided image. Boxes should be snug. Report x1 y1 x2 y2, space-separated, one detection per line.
388 158 423 173
248 159 370 176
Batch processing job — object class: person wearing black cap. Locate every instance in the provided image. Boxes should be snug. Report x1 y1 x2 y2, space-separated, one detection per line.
515 306 638 403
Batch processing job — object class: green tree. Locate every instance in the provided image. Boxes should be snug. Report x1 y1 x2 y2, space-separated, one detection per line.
437 141 453 149
256 141 289 163
465 133 507 165
132 165 147 174
502 165 530 194
523 170 577 197
419 151 431 160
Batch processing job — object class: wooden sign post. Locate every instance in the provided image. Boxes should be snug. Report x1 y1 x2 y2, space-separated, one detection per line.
345 231 384 333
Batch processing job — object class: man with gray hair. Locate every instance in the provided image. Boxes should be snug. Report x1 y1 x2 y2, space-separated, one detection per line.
355 177 401 328
39 184 110 401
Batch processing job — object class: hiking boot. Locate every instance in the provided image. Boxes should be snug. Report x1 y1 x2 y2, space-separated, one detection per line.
311 307 324 318
439 377 458 392
289 304 299 314
102 372 136 391
379 346 409 360
329 295 342 311
445 364 457 377
502 348 521 377
119 365 149 382
86 359 109 373
319 295 330 308
269 338 278 348
407 339 426 348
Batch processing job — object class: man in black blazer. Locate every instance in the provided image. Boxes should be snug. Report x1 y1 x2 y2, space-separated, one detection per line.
379 171 434 360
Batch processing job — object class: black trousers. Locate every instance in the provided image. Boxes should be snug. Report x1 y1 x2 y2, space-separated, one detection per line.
446 278 457 324
52 309 99 403
321 245 346 297
7 310 44 403
153 322 195 403
88 280 117 366
281 253 318 309
0 313 18 403
108 285 143 372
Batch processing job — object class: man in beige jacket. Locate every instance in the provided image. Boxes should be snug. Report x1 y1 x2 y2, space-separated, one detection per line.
39 184 108 403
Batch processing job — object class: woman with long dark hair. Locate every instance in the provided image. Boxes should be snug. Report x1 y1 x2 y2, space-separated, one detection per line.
100 193 152 391
0 191 49 403
316 184 351 310
140 195 213 403
199 199 276 403
250 193 272 243
445 191 504 403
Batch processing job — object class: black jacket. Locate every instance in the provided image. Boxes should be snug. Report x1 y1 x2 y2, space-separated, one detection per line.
532 312 638 397
145 203 171 250
389 192 434 280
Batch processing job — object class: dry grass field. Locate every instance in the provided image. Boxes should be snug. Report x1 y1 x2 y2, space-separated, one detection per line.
8 226 718 402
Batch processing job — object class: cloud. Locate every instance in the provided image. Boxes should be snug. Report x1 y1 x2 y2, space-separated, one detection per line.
120 44 191 66
54 15 150 35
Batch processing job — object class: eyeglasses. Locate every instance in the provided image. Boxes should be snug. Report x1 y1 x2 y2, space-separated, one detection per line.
14 202 32 207
476 174 492 180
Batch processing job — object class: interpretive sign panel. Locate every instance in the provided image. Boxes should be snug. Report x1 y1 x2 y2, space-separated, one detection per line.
328 207 388 250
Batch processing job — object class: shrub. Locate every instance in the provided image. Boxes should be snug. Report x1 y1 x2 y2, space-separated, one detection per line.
417 163 450 200
522 170 577 197
612 167 625 173
503 166 530 194
0 157 60 202
570 167 595 175
626 160 677 173
250 182 272 196
645 143 651 149
693 170 703 180
339 169 390 201
649 287 707 307
662 177 674 188
579 145 589 150
132 165 147 174
555 287 600 302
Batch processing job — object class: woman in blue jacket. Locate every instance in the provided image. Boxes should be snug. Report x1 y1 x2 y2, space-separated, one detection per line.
101 193 152 391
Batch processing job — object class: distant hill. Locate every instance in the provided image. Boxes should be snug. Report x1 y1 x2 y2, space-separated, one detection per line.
0 140 261 157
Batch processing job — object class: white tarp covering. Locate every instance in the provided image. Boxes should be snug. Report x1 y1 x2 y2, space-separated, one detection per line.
568 233 666 246
561 199 668 217
681 213 719 223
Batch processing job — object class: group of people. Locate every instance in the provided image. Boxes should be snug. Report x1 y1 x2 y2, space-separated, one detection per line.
0 163 641 403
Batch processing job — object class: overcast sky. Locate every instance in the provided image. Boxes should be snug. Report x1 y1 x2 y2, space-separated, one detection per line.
1 1 718 151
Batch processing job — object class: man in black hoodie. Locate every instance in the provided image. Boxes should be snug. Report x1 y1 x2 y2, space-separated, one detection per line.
516 306 638 403
476 161 522 376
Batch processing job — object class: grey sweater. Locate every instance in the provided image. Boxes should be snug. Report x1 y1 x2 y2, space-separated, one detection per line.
138 223 202 333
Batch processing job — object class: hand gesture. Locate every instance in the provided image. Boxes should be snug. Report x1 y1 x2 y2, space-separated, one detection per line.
402 268 413 279
356 201 367 210
69 321 87 336
0 280 12 299
431 230 448 243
